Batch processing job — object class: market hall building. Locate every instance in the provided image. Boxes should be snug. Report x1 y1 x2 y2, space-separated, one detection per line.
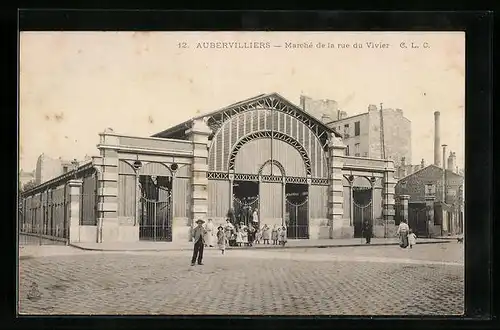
19 93 398 244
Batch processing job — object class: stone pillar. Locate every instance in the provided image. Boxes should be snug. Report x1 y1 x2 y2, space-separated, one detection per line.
328 135 350 238
400 195 410 223
67 179 82 243
425 196 435 237
186 118 211 239
96 133 121 242
382 160 397 237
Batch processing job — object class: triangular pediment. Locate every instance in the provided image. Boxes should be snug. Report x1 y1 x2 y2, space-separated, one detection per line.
153 93 341 141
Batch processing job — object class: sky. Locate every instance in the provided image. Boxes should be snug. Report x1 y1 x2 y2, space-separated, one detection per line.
19 31 465 172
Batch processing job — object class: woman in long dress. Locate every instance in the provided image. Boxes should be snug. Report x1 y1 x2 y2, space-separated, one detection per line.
396 220 410 248
204 219 215 247
216 226 227 255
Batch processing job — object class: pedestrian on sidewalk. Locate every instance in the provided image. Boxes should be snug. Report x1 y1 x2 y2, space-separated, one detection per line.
262 224 271 244
362 219 373 244
191 219 207 266
216 226 227 255
408 229 417 249
279 226 287 247
396 220 410 249
271 225 278 245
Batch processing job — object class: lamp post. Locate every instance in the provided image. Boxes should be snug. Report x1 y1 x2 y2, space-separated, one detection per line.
133 159 143 226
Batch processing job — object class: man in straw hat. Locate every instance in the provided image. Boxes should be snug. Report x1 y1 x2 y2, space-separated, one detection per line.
191 219 207 266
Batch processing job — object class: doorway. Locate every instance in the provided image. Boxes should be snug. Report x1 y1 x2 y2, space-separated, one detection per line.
232 180 259 226
285 183 309 239
139 175 173 241
352 187 372 238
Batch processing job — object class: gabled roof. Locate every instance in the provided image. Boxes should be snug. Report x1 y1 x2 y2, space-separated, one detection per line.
398 164 463 182
152 92 341 139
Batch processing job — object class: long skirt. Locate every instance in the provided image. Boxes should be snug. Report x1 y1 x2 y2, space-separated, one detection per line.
399 232 409 248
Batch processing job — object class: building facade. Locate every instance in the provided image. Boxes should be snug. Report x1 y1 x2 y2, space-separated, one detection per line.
325 105 411 168
20 93 399 244
395 164 464 236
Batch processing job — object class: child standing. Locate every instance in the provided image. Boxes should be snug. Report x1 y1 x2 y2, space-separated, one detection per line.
408 229 417 249
216 226 227 255
279 226 287 247
271 225 278 245
262 224 271 245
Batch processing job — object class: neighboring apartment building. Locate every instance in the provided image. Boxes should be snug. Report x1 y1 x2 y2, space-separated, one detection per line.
34 154 92 185
300 96 412 168
394 164 464 236
327 105 411 167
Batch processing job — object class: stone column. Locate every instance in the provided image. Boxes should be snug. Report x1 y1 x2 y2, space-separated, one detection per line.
382 160 397 237
67 179 83 243
328 135 350 238
400 195 410 223
425 196 435 237
186 118 211 238
96 133 121 242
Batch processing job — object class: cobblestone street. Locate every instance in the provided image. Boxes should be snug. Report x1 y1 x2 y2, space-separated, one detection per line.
18 243 464 316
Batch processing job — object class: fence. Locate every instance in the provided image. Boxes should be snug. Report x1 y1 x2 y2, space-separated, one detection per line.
19 184 70 245
19 163 98 245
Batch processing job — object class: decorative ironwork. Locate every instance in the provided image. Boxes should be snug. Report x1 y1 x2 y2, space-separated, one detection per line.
258 159 286 176
285 196 309 239
228 130 312 175
311 178 330 185
205 93 332 149
207 172 229 180
261 175 283 183
285 176 308 184
234 173 259 181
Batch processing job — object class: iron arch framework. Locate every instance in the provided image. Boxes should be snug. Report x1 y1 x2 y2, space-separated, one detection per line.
227 130 312 176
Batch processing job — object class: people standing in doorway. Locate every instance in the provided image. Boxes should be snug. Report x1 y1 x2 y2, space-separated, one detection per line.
248 225 256 246
396 219 410 249
408 229 417 249
362 219 373 244
216 225 227 255
271 225 279 245
252 208 259 226
279 226 287 247
191 219 207 266
204 218 215 247
262 224 271 245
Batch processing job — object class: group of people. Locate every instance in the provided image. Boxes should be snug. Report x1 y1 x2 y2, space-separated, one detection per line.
396 219 417 249
361 218 417 249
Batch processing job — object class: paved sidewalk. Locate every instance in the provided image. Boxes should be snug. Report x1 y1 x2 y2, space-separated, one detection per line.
69 237 453 252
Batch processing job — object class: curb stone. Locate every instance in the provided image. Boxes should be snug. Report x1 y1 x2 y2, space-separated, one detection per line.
68 240 453 253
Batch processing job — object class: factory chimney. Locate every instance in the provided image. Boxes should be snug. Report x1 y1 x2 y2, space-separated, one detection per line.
447 151 457 173
434 111 441 167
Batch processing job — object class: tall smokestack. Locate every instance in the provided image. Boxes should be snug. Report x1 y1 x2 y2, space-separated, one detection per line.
434 111 441 166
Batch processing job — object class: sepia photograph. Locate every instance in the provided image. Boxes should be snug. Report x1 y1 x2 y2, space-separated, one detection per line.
18 31 465 315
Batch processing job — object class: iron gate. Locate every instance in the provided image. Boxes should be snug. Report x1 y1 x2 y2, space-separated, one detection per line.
285 197 309 239
233 196 259 226
139 195 172 241
353 193 373 238
408 204 428 237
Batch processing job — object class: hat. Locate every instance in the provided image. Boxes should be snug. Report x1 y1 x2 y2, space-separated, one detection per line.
217 225 224 230
195 219 205 224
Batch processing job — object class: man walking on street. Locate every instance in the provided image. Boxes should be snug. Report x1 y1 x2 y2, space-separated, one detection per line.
191 219 207 266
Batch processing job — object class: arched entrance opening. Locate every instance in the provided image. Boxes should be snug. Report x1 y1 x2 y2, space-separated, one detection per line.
233 180 259 226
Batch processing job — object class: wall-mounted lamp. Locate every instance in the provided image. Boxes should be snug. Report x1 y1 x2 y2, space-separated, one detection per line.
133 160 143 170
